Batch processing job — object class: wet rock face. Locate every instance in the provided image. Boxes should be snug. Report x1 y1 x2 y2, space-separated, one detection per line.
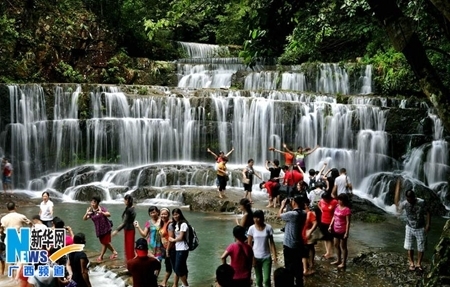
73 185 106 202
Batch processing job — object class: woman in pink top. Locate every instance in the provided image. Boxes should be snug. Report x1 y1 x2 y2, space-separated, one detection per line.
328 193 351 269
221 225 254 287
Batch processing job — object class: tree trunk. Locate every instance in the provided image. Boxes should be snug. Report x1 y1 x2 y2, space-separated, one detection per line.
429 0 450 23
367 0 450 133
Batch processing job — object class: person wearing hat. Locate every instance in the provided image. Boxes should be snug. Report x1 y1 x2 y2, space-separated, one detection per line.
277 195 307 287
127 238 161 287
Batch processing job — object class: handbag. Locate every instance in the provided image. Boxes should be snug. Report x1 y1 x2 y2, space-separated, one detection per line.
242 178 250 184
224 175 229 181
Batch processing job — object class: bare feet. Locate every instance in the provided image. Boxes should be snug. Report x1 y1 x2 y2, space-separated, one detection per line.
330 260 341 265
337 263 346 270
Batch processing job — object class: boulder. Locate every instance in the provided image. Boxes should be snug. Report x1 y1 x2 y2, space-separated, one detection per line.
73 185 107 202
132 187 159 200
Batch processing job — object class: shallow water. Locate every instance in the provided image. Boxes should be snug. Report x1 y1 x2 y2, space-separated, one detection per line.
0 199 446 287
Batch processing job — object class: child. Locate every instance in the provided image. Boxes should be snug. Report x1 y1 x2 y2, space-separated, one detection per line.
0 225 5 276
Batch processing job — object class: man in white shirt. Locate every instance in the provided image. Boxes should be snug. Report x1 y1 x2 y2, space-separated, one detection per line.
332 168 353 198
0 202 32 231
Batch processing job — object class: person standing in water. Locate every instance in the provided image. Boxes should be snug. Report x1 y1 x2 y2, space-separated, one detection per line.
83 196 118 262
112 194 136 261
242 158 262 203
2 158 13 194
39 191 54 227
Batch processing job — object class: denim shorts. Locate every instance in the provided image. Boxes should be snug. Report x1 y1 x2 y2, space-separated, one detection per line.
173 250 189 277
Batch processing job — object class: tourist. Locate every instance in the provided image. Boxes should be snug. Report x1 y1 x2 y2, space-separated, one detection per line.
268 146 294 167
332 168 353 198
2 158 13 194
283 144 319 172
235 198 254 231
259 181 279 208
265 159 283 206
127 238 162 287
216 156 229 199
0 224 5 276
83 196 118 262
395 181 431 272
158 207 174 287
135 206 163 260
266 159 282 180
67 233 91 287
247 210 277 287
39 191 54 227
112 194 136 261
291 177 308 198
168 208 190 287
273 267 294 287
302 198 319 275
31 215 48 230
323 168 339 196
318 192 338 260
215 263 235 287
221 225 253 287
207 147 235 191
27 262 56 287
328 193 351 269
242 158 262 203
0 202 31 231
52 217 74 246
277 196 306 287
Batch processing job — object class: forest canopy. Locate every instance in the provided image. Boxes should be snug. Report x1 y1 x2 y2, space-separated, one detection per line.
0 0 449 100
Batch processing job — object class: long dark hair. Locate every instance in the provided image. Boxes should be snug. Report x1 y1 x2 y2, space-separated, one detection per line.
171 208 188 229
240 198 253 229
122 194 134 218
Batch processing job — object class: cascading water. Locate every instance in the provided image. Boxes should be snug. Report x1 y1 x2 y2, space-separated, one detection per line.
0 43 448 213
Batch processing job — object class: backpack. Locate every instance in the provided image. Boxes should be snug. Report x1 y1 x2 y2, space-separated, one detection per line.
185 224 199 251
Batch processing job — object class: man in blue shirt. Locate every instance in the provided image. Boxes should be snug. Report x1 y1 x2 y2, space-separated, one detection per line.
277 195 306 287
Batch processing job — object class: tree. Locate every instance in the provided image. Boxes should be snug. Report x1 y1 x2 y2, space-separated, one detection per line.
367 0 450 132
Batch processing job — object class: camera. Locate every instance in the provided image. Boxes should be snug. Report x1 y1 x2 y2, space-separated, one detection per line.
285 197 292 204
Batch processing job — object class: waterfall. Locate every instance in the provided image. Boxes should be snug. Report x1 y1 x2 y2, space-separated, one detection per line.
244 71 279 90
1 43 448 212
178 42 229 58
360 64 373 94
281 72 306 91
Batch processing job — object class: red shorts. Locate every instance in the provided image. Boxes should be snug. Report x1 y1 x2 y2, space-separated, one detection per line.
99 232 111 245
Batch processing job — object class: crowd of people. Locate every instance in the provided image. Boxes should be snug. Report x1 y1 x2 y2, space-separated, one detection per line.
0 144 433 287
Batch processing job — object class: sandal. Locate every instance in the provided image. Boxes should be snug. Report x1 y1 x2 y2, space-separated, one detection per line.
330 260 341 265
110 253 118 259
416 265 424 272
408 264 416 271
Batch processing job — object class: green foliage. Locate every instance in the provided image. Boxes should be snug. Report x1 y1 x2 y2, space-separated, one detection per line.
55 61 85 83
362 48 418 95
100 50 131 84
